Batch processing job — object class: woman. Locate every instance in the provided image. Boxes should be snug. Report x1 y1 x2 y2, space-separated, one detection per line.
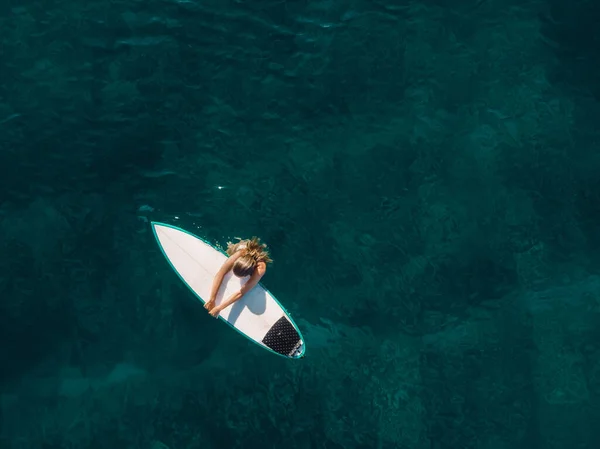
205 237 273 317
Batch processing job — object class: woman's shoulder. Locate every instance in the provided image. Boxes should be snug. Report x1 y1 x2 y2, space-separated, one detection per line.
256 259 267 274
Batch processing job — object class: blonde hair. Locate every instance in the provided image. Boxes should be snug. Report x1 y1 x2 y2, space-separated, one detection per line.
226 236 272 277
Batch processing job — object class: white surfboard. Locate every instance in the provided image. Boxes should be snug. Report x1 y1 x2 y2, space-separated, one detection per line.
151 222 305 359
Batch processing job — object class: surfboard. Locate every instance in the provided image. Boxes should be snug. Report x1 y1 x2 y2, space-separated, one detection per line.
151 222 305 359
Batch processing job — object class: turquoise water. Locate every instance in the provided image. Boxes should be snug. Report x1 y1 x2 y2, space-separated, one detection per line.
2 0 600 448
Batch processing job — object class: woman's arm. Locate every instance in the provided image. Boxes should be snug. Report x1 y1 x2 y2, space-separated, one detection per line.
206 251 244 307
209 262 266 316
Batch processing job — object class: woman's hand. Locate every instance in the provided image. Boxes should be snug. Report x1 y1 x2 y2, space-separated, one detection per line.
209 306 221 318
204 298 216 311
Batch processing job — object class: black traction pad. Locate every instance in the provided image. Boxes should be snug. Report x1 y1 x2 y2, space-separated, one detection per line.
262 316 302 356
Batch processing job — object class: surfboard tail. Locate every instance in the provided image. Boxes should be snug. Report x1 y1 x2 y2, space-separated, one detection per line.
262 316 304 357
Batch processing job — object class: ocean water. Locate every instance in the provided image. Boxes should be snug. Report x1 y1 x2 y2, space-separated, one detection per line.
1 0 600 448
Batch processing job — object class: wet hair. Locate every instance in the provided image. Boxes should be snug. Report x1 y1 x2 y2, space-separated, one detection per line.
226 236 273 277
